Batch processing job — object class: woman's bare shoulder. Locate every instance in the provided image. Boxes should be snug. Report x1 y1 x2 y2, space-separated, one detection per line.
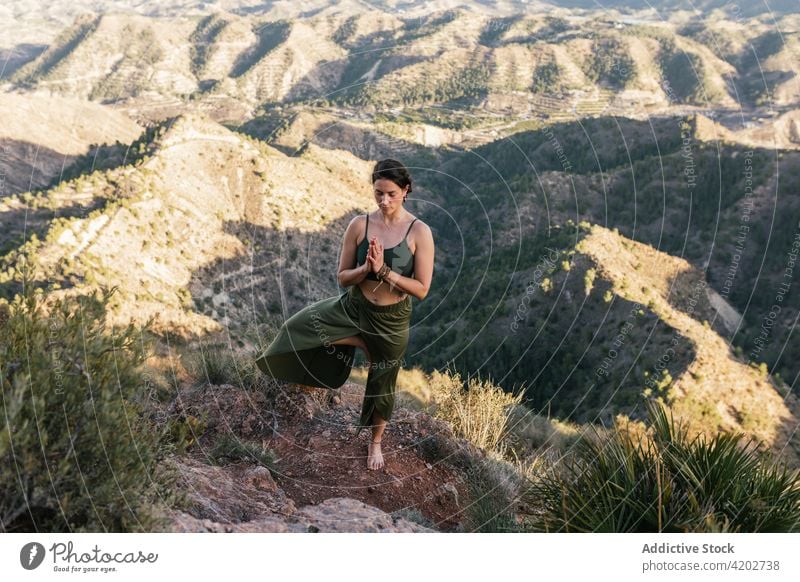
345 213 368 238
408 217 433 253
348 213 368 226
410 217 432 237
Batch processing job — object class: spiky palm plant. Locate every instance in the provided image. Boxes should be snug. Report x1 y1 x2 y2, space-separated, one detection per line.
525 400 800 532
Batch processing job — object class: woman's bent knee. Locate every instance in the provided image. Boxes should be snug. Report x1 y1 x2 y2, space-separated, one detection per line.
331 335 365 348
332 335 371 361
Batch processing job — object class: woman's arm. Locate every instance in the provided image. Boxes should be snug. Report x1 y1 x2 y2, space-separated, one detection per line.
380 222 434 301
337 216 370 287
339 263 370 287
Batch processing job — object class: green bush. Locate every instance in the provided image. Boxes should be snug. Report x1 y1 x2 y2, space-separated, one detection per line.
189 343 235 385
208 432 276 469
0 272 177 532
463 459 529 533
188 343 267 392
390 508 437 530
532 60 562 93
527 400 800 532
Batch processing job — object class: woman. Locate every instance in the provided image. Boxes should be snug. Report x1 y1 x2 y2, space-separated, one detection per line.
256 159 435 470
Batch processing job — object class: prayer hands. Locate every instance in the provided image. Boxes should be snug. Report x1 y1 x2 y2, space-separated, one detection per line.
367 237 384 275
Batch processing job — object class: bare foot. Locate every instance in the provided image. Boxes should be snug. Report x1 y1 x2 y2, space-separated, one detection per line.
367 441 384 470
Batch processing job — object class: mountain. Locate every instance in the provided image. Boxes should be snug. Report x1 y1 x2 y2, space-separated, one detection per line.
3 5 797 208
0 91 143 196
391 113 800 405
3 109 799 468
4 9 798 126
0 111 382 343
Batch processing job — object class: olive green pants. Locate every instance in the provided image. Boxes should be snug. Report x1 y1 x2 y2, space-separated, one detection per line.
255 284 412 436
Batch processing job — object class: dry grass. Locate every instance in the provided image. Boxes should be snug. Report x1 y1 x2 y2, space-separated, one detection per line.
505 404 584 456
397 366 434 407
426 368 523 457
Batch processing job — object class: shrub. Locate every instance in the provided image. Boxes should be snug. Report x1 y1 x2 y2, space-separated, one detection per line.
506 406 582 456
189 343 236 385
526 400 800 532
390 508 437 530
187 343 267 392
0 270 177 532
414 431 453 465
462 459 523 532
208 432 276 469
584 267 596 296
428 369 523 457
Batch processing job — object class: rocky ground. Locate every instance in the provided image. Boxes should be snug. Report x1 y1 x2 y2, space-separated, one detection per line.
157 379 509 532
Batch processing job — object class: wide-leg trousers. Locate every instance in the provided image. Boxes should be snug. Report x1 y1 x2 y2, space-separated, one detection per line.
255 284 412 436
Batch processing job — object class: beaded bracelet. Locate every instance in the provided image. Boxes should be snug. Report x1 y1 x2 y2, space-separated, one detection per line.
376 263 391 281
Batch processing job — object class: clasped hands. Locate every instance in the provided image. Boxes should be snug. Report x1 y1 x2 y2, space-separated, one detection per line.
366 236 384 273
366 236 391 290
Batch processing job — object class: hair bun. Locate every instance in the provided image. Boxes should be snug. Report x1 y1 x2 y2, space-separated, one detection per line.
372 159 413 194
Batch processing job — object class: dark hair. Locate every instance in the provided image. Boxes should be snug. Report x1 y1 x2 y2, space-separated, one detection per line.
372 159 413 195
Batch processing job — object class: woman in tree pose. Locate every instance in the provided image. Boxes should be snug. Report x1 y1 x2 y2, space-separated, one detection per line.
256 159 435 470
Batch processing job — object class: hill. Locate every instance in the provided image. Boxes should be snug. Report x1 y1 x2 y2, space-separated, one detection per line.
4 8 797 128
399 113 800 410
2 110 798 468
0 92 142 196
0 111 377 343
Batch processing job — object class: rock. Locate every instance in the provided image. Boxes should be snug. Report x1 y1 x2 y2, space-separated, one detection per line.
307 435 329 449
167 509 296 533
165 456 295 525
301 394 317 418
246 465 278 493
337 382 366 408
290 498 435 532
442 482 459 506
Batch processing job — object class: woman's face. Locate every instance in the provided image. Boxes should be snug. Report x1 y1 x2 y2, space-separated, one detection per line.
373 178 407 213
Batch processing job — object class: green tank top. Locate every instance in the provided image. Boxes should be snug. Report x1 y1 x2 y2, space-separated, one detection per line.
355 214 418 281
